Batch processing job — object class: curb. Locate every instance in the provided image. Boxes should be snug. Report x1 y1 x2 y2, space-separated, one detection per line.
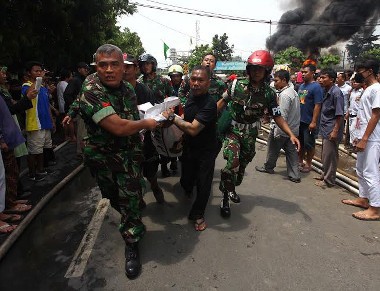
0 164 84 261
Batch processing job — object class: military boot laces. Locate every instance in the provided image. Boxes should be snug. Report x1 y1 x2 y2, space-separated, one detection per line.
220 197 231 218
227 191 240 204
125 243 141 279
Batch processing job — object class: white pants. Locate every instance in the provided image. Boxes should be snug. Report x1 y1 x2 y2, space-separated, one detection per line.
0 151 5 212
356 141 380 207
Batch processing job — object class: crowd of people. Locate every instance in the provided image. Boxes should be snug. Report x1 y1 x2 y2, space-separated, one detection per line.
0 43 379 279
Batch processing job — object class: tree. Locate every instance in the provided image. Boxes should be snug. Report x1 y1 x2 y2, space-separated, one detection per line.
346 31 379 64
187 44 213 71
108 28 145 57
274 47 305 72
318 53 341 69
212 33 234 61
359 48 380 62
0 0 137 71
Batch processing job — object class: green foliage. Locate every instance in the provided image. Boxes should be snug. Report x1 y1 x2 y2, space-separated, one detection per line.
187 44 213 72
318 53 341 69
346 31 379 63
0 0 136 71
274 47 305 71
359 48 380 62
108 28 145 57
212 33 234 61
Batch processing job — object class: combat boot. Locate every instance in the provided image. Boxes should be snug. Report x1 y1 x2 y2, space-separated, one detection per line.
220 196 231 218
227 191 241 203
161 164 171 178
125 243 141 279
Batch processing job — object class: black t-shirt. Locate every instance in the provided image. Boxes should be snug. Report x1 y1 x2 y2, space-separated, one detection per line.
135 81 155 105
184 93 217 151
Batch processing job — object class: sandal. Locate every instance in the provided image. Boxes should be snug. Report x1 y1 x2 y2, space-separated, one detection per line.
0 221 17 234
0 213 24 223
3 203 32 214
194 218 207 231
300 166 312 173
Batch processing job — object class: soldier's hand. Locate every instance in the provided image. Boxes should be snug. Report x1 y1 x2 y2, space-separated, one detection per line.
146 119 158 130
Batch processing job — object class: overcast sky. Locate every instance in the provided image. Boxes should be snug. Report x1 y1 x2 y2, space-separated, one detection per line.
118 0 288 68
118 0 379 68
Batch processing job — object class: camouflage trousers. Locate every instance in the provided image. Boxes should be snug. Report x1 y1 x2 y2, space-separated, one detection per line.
84 148 146 244
219 129 258 193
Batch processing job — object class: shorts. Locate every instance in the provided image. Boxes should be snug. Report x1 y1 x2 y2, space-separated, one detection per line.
299 122 317 151
26 129 52 154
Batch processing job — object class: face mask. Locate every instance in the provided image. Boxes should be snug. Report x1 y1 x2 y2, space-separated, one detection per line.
354 73 365 83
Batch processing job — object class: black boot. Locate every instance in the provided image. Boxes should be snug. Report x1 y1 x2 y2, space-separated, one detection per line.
161 164 171 178
125 243 141 279
227 191 240 203
220 196 231 218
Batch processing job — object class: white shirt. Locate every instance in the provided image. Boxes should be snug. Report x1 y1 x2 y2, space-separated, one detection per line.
348 88 363 116
57 80 68 113
355 82 380 142
338 83 352 114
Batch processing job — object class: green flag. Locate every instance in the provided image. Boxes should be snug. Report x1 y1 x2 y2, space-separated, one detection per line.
164 42 170 59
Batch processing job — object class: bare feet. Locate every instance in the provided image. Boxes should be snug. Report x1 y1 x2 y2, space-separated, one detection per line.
341 198 369 209
3 203 32 214
352 207 380 221
0 220 17 234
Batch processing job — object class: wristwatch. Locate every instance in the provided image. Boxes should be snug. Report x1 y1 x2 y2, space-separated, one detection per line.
168 113 175 122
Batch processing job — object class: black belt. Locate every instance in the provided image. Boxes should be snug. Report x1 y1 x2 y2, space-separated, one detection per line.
349 115 357 117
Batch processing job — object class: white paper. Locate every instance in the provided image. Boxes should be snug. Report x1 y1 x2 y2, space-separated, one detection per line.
143 96 180 120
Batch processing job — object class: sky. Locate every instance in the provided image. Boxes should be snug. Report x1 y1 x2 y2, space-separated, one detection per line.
118 0 380 69
117 0 287 68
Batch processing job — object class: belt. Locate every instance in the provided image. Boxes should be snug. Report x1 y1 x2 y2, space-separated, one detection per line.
349 114 357 118
231 120 260 130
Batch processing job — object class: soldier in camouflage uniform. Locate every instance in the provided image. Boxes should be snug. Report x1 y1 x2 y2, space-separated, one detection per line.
138 53 175 177
217 50 300 218
178 53 227 154
74 44 157 279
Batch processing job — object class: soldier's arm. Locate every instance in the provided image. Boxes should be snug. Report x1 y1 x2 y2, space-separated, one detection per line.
98 114 157 136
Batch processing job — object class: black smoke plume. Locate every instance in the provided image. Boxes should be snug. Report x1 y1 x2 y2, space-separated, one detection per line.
267 0 380 53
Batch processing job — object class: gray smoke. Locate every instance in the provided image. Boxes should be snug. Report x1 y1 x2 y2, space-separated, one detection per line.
267 0 380 53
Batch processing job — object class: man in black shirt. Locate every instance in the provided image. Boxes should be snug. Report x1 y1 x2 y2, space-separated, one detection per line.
163 65 217 231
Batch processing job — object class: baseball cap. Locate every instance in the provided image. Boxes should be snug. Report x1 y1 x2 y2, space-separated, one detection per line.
123 53 137 65
77 62 89 69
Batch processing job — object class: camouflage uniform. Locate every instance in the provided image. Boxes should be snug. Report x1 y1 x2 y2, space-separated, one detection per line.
77 73 145 244
219 79 281 193
138 74 174 103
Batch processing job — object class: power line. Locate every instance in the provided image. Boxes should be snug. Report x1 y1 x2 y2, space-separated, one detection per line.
132 1 380 27
136 12 253 54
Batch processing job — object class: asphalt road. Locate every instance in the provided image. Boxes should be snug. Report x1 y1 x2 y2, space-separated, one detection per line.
0 143 379 291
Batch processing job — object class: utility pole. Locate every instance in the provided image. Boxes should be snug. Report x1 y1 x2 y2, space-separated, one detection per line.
196 20 200 47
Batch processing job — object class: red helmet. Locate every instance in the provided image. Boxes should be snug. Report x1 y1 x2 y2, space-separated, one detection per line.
246 50 274 73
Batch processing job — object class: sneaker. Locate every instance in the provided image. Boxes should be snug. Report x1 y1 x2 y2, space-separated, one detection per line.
289 176 301 183
255 166 274 174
